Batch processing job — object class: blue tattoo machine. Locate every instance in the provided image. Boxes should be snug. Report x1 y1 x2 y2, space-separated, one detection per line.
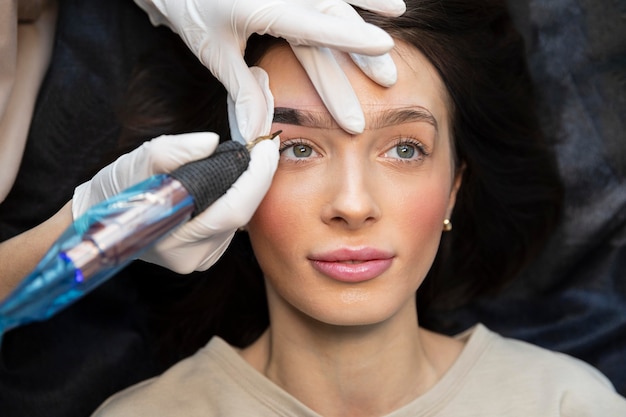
0 135 275 341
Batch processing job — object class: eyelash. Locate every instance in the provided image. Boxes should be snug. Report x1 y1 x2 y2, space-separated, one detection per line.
279 138 310 152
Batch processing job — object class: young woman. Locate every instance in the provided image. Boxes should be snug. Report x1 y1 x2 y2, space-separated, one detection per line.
92 0 626 415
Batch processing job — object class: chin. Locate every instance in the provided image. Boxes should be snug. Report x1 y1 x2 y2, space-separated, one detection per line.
305 294 406 328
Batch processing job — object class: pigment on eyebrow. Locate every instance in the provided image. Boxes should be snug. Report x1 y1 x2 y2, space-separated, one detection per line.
273 107 438 132
273 107 336 128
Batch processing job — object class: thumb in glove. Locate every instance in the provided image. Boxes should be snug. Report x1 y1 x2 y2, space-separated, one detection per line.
139 66 278 273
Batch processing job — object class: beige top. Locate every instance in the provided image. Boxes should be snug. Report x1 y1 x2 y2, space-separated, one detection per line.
0 0 57 202
92 324 626 416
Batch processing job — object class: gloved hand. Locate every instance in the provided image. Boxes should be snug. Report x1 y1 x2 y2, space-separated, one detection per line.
73 66 277 273
72 132 278 273
71 72 276 274
133 0 406 138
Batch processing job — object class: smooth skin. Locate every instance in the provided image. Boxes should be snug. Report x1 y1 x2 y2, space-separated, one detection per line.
241 41 464 417
0 202 73 298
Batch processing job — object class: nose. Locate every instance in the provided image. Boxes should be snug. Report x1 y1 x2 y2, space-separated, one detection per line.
320 157 381 229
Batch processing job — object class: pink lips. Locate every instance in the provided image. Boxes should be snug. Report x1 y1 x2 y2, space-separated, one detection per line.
309 248 394 283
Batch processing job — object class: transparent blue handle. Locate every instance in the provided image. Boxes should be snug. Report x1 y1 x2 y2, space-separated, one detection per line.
0 174 194 340
0 139 251 342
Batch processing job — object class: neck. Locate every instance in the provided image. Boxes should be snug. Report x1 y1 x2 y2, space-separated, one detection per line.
241 303 462 417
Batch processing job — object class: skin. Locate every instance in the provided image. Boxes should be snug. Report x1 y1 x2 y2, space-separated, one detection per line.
0 202 73 299
242 41 465 417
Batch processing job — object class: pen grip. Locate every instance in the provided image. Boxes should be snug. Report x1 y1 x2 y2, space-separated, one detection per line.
170 140 250 217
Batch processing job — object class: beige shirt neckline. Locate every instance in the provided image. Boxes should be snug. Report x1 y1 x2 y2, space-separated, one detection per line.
206 324 489 416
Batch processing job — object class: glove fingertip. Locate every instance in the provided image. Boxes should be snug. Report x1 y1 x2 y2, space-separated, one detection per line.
350 0 406 17
152 131 220 154
181 131 221 151
225 66 273 144
230 92 273 143
350 52 398 87
250 137 280 168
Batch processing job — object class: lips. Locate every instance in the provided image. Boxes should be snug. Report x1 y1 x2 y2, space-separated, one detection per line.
309 248 394 283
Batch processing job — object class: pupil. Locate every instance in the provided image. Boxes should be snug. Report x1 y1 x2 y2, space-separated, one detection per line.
295 145 311 157
398 144 415 158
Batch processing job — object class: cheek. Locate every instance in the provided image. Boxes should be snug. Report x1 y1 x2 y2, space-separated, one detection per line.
250 167 327 232
389 182 451 293
405 188 448 228
248 176 309 260
249 191 288 248
250 188 285 233
391 179 451 251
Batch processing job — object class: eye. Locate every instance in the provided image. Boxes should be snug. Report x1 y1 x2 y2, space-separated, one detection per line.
279 139 320 161
393 143 417 159
383 138 429 162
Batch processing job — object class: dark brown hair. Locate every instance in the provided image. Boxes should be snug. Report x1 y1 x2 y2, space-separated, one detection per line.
117 0 562 361
357 1 563 313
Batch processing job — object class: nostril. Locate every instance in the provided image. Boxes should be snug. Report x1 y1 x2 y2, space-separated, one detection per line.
322 196 381 229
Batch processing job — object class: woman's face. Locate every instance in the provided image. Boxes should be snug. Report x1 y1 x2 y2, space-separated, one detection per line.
247 41 460 327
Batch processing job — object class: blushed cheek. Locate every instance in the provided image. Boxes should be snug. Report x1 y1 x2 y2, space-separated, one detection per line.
249 170 323 247
399 186 450 244
250 192 280 237
248 187 300 260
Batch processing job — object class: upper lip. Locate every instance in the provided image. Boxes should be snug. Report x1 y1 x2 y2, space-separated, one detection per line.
308 247 394 263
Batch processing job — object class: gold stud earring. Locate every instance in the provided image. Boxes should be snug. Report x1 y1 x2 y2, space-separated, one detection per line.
443 219 452 232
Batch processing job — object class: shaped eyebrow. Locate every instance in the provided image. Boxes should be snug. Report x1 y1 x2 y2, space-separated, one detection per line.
273 106 438 132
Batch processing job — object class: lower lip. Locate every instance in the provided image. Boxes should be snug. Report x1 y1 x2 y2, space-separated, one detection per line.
310 259 393 283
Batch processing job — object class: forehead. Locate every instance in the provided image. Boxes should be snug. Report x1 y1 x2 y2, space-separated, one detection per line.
257 40 450 132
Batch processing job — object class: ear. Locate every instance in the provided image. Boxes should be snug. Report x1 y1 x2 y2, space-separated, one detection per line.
446 164 465 218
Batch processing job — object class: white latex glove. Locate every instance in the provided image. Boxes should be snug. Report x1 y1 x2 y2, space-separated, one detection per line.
139 67 276 272
133 0 406 137
72 68 277 273
72 133 278 273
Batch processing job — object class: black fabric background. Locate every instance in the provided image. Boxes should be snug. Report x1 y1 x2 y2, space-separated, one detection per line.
0 0 624 415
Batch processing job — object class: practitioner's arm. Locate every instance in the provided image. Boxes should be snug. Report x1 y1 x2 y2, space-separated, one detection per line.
0 202 73 299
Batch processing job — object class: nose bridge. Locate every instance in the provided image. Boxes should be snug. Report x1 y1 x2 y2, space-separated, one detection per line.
322 151 381 227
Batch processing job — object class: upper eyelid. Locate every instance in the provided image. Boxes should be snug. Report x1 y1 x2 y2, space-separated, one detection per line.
388 136 431 156
278 137 314 150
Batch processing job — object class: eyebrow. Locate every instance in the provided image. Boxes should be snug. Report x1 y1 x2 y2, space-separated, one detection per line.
273 106 439 132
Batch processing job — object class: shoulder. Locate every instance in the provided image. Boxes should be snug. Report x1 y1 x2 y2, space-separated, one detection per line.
463 324 626 415
91 335 317 417
476 325 610 385
91 337 236 417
